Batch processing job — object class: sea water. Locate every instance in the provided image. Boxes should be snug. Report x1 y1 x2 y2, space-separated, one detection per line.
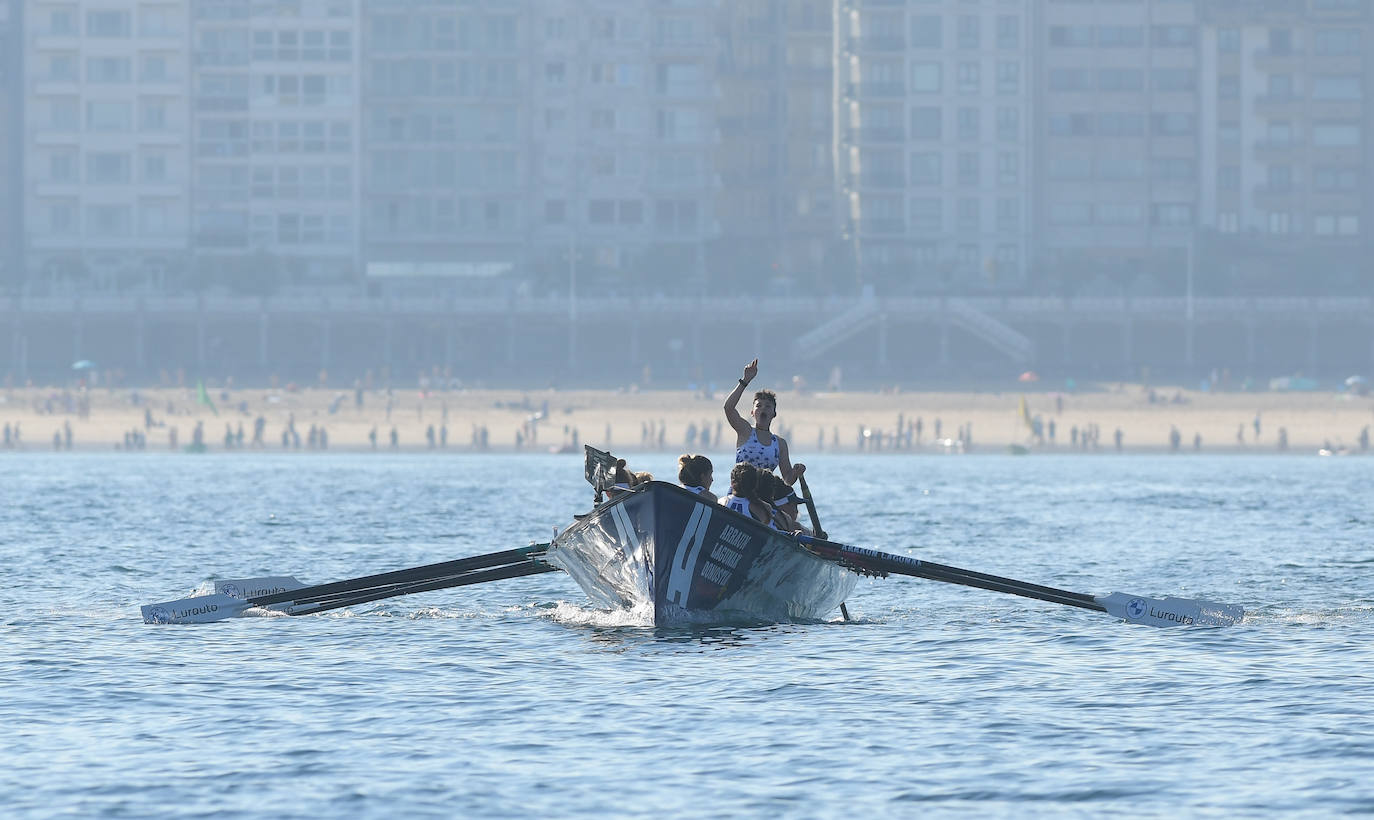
1 452 1371 817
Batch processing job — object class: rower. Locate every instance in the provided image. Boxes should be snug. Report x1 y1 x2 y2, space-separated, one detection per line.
724 358 806 523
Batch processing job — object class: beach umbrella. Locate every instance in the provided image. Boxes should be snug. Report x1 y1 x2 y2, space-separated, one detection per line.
1018 371 1039 383
71 360 97 371
1346 375 1367 386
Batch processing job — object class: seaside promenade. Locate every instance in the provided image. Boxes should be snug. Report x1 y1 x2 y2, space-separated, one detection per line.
2 382 1370 457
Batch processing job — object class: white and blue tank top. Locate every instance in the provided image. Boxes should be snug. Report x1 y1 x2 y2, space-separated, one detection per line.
736 429 780 471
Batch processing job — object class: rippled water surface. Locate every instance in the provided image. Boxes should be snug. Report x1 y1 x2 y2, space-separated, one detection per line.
2 452 1372 817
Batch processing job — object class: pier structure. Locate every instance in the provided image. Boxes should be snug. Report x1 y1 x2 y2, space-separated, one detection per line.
1 295 1370 385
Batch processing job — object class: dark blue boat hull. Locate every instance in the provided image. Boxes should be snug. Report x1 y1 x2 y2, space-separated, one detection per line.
545 482 856 624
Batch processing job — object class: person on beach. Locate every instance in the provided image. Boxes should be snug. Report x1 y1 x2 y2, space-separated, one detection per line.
724 359 806 520
677 453 717 503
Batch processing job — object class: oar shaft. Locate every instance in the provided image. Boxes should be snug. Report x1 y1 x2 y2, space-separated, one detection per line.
290 560 560 615
801 537 1106 613
249 544 549 607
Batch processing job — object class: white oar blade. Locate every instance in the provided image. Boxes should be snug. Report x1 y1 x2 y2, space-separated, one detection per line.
1098 592 1243 627
213 576 307 599
141 593 251 625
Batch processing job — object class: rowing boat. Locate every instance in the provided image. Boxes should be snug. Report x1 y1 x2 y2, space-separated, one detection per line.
546 480 856 623
139 445 1245 628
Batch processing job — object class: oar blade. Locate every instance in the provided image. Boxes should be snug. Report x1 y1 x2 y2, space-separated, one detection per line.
141 593 251 625
1097 592 1243 628
213 576 307 599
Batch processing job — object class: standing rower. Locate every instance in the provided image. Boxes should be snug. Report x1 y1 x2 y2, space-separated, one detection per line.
723 359 806 522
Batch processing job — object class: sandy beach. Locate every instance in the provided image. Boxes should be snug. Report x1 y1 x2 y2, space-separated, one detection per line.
1 380 1370 456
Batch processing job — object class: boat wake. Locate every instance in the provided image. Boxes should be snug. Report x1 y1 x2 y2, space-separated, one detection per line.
543 600 655 629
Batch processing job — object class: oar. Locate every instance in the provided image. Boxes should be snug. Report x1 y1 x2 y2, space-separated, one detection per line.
798 536 1243 628
141 544 553 624
288 561 560 616
797 474 850 622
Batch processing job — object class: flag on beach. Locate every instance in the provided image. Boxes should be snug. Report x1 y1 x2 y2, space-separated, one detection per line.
1018 395 1032 431
197 380 218 416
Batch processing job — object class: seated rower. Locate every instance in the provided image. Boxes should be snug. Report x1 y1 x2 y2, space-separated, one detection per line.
677 453 718 503
720 463 803 535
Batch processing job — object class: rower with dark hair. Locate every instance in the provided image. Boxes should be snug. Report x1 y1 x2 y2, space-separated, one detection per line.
724 358 806 522
677 453 717 503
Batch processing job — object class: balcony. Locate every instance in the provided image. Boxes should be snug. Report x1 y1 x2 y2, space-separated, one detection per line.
846 81 906 99
854 35 906 52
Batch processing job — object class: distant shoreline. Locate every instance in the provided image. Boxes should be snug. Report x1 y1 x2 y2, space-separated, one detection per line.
0 384 1370 456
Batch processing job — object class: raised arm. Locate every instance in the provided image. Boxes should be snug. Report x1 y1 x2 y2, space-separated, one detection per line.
723 358 758 440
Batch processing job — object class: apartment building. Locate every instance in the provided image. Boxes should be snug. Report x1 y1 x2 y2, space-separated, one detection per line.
715 0 836 293
0 0 20 291
1197 0 1371 293
191 0 360 292
524 0 719 295
837 0 1034 294
361 0 523 291
24 0 191 293
1033 0 1201 295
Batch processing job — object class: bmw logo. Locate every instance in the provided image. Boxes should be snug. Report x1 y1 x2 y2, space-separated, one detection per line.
1126 598 1146 619
147 606 171 624
221 583 241 599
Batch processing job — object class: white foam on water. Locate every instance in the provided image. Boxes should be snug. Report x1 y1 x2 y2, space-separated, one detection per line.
543 600 654 629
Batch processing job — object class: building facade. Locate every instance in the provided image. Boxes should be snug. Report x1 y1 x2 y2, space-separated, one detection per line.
714 0 837 294
1196 0 1372 295
523 0 719 297
0 0 21 292
1033 0 1201 297
23 0 192 294
190 0 361 294
836 0 1035 294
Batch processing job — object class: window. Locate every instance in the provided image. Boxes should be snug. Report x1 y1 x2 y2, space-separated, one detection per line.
618 200 642 225
1152 158 1195 182
86 56 131 83
911 62 941 93
957 15 979 49
997 152 1018 185
1217 212 1238 233
1154 69 1194 92
1267 74 1294 100
1219 75 1239 99
1219 165 1240 191
1050 203 1092 226
1099 69 1143 92
1313 123 1360 146
911 15 941 48
1152 113 1195 137
49 152 77 182
1267 165 1293 192
1049 69 1092 92
1153 203 1193 227
1266 211 1291 234
1098 25 1143 47
911 198 941 232
1315 28 1361 56
956 62 980 94
911 107 941 139
1049 26 1093 47
996 16 1019 49
957 198 979 230
86 10 130 37
1219 28 1240 52
996 62 1019 94
996 198 1019 231
1312 75 1362 101
1152 25 1194 47
1098 112 1143 136
957 153 979 185
996 107 1018 141
958 108 979 140
1314 166 1358 192
911 152 942 185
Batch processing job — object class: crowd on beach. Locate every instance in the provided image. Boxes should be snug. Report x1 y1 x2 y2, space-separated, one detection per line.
1 361 1372 455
